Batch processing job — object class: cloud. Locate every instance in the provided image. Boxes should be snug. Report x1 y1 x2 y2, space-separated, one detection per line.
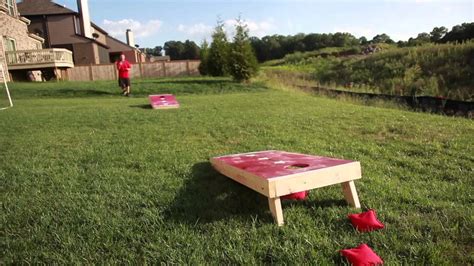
333 26 376 38
177 18 277 41
177 23 213 39
224 18 277 38
102 19 162 39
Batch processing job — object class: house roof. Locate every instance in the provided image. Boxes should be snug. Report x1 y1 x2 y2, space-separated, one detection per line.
17 0 143 54
91 23 108 35
17 0 77 16
106 34 137 52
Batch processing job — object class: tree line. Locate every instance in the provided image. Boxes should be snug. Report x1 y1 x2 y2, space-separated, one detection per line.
142 22 474 63
250 22 474 62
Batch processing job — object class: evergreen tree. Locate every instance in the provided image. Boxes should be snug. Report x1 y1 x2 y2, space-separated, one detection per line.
198 40 210 75
228 18 258 82
208 19 229 76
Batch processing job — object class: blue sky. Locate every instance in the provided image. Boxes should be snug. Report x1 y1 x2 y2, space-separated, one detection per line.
44 0 473 48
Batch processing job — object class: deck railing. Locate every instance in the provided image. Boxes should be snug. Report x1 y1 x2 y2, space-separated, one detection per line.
5 48 74 69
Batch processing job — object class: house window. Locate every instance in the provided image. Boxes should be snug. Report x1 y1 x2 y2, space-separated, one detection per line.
3 37 16 52
74 16 82 35
6 0 15 16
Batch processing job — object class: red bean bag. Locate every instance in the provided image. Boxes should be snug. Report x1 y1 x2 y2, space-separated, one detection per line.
281 191 308 200
348 209 385 232
340 243 383 266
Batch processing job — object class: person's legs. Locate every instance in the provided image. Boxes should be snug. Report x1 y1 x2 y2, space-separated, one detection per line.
125 78 131 96
119 78 128 95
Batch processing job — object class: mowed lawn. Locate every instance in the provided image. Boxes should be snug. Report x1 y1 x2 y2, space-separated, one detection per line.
1 77 473 264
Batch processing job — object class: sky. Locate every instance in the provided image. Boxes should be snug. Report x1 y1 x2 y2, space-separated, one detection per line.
39 0 473 48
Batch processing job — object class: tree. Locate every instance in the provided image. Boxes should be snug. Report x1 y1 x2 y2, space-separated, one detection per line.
143 46 163 56
332 32 359 47
430 26 448 42
228 18 258 82
407 32 431 46
359 36 368 45
198 40 210 75
372 33 394 44
183 40 200 60
441 23 474 43
207 19 230 76
164 41 185 60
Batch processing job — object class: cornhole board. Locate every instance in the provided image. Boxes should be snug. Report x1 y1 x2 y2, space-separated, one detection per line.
210 150 362 226
149 94 179 109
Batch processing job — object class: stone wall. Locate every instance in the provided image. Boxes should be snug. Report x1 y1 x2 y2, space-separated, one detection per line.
0 36 5 82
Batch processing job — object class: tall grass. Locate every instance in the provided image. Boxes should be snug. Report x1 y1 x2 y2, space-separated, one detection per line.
265 42 474 101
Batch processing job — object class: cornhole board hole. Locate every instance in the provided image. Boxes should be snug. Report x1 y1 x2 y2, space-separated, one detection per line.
210 150 362 226
149 94 180 109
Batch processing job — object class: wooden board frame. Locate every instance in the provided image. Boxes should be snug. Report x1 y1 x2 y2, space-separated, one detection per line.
210 150 362 226
149 94 180 109
151 105 180 110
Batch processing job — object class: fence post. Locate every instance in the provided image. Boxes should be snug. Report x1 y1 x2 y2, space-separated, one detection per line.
139 61 143 78
89 64 94 81
162 61 166 77
113 64 118 80
186 60 191 76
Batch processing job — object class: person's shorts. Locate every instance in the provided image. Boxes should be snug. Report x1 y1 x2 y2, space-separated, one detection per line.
118 78 131 88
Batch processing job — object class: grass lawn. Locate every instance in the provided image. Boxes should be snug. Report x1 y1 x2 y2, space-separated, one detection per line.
1 77 473 264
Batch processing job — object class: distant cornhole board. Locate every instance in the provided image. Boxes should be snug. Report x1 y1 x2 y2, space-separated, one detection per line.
149 94 180 109
211 150 362 226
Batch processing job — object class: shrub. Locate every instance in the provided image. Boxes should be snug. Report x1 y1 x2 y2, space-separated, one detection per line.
228 18 259 82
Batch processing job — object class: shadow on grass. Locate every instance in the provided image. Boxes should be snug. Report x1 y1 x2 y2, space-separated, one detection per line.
284 198 347 209
165 162 352 226
56 89 115 96
129 104 152 109
136 78 233 85
164 162 272 225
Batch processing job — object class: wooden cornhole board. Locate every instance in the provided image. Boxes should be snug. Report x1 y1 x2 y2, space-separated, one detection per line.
149 94 180 109
210 150 362 226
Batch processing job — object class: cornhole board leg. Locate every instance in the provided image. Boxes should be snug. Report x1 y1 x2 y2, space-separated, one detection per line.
342 180 361 208
268 197 284 226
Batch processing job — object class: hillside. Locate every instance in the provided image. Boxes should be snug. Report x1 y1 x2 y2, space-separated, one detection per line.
263 42 474 101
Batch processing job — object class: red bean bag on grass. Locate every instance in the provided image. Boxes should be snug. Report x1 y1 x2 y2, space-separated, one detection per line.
281 191 308 200
340 243 383 266
348 209 385 232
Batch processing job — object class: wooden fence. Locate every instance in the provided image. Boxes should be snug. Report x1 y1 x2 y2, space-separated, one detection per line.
66 60 200 81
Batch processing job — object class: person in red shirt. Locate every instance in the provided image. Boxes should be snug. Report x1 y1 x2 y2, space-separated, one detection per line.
116 54 132 96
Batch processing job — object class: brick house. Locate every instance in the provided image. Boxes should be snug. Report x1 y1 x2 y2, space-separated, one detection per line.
0 0 45 81
17 0 146 65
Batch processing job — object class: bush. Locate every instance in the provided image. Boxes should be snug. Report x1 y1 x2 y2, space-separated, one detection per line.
207 20 230 76
228 18 259 82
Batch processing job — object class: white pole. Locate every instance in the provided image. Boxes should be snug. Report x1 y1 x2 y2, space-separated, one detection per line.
0 64 13 110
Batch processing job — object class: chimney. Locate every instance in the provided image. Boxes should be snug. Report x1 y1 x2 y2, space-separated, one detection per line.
126 29 135 47
77 0 92 38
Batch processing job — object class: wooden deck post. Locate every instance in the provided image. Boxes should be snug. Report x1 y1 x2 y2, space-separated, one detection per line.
268 197 284 226
54 68 60 81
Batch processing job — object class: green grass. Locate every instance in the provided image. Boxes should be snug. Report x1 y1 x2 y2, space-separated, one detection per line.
1 77 473 264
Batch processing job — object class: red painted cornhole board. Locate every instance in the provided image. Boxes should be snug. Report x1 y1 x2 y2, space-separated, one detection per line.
211 150 362 226
149 94 180 109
